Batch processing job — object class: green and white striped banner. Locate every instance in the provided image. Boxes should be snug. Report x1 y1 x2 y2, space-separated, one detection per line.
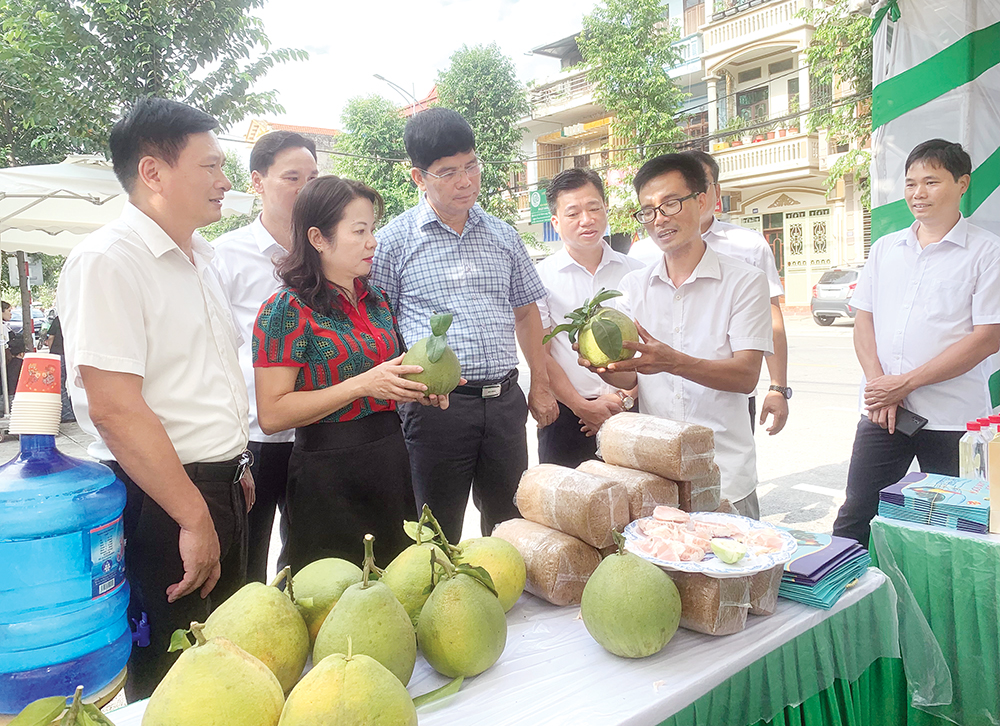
870 0 1000 411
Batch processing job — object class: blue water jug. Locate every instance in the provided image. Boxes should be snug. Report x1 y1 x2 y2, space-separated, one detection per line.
0 433 131 714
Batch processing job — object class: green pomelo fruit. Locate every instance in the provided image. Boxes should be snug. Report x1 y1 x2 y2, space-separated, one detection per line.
278 652 417 726
577 308 639 368
293 558 363 643
381 542 447 627
580 550 681 658
143 637 284 726
710 538 747 564
454 537 526 612
416 573 507 678
401 337 462 395
313 580 416 686
202 581 310 693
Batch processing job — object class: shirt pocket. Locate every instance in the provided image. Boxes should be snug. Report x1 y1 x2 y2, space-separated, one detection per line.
920 276 975 324
461 243 512 300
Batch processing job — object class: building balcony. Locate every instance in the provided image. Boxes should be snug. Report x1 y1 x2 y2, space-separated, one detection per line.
703 0 813 58
527 70 599 124
715 131 821 187
670 33 704 80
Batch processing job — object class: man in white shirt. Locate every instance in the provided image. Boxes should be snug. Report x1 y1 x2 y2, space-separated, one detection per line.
833 139 1000 545
57 98 252 699
214 131 318 583
536 168 643 466
583 154 773 517
681 150 790 435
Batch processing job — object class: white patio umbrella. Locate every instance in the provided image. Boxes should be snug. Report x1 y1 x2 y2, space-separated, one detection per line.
0 155 255 415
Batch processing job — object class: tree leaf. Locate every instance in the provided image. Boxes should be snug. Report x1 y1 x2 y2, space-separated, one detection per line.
591 288 623 306
8 696 66 726
454 563 498 597
591 317 623 359
80 704 116 726
543 323 577 344
403 520 436 543
429 313 453 337
425 335 446 364
413 676 464 709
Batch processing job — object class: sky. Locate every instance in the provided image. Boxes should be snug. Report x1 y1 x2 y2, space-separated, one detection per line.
231 0 600 136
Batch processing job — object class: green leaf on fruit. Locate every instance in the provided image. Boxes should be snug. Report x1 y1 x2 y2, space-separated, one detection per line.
425 335 446 364
413 675 464 709
8 696 66 726
591 317 622 359
454 563 498 597
167 628 193 653
543 323 577 344
403 520 436 543
430 313 453 337
81 705 116 726
591 288 623 306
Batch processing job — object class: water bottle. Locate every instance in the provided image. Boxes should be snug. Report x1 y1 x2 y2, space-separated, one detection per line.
959 422 987 482
0 354 131 714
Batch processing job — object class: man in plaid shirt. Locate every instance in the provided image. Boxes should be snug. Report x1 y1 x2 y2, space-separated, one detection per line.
373 108 558 542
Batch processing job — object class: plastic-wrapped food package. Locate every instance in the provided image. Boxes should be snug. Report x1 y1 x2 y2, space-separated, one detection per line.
493 519 601 607
515 464 630 548
678 463 722 512
598 413 715 481
670 571 750 636
576 460 679 519
748 565 783 616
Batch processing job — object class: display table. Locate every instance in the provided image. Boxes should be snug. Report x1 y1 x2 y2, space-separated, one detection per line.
108 569 904 726
870 516 1000 726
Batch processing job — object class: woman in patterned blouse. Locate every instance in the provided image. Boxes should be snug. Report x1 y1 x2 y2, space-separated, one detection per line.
252 175 451 573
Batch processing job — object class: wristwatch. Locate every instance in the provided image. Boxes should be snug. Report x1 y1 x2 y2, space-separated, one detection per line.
616 390 635 410
768 385 793 400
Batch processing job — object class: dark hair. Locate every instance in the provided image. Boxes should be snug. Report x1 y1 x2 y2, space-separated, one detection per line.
278 176 385 318
109 97 219 193
905 139 972 181
0 301 9 312
249 131 317 175
547 168 606 213
680 149 720 185
8 335 25 357
404 108 476 170
633 154 708 196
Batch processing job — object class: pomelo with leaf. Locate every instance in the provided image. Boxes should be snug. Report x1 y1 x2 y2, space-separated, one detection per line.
543 288 639 368
401 313 461 395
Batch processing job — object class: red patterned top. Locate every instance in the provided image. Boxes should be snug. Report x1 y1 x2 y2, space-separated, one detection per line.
252 280 401 423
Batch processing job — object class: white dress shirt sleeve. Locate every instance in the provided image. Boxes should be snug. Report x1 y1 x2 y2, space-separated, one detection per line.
728 270 774 354
58 251 147 382
849 244 878 313
972 251 1000 324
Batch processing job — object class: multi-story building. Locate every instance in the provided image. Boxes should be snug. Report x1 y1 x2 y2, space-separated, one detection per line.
517 0 869 305
245 120 341 173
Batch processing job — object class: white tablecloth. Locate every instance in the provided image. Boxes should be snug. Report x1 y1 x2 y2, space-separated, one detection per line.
109 569 896 726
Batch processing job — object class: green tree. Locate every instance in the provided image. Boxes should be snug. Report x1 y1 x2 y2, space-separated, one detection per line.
578 0 687 169
0 0 306 162
335 95 417 223
800 0 873 207
436 44 528 226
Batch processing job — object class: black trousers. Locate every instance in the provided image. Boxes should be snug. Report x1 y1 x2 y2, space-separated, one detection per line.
400 382 528 543
246 440 292 583
107 460 247 702
538 401 597 468
833 417 963 547
284 412 417 573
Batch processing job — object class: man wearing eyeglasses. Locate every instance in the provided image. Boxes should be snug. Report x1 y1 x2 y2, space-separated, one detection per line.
580 154 773 517
372 107 558 543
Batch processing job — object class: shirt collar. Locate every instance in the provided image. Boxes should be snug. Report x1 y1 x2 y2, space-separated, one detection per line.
252 215 286 256
415 194 483 235
554 242 620 273
120 201 214 262
703 216 724 241
650 242 720 288
903 214 969 250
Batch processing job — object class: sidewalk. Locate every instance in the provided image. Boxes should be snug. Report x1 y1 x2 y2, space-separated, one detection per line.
0 421 95 461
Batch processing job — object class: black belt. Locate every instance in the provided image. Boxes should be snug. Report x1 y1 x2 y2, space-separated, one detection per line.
101 450 252 486
452 369 518 399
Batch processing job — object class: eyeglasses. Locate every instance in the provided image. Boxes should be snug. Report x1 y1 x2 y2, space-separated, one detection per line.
633 192 700 224
417 160 483 183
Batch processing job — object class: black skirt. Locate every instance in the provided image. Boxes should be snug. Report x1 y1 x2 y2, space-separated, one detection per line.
283 411 417 573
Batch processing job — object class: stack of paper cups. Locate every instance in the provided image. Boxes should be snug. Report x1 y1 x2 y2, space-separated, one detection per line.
8 353 62 436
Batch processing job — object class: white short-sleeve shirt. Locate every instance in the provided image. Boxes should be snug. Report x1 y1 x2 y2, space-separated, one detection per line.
57 202 250 464
618 245 773 502
537 243 645 400
704 217 784 298
851 215 1000 429
213 217 294 444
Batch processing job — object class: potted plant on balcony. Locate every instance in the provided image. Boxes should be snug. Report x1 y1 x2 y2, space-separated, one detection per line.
723 116 746 147
787 98 801 134
764 121 777 141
